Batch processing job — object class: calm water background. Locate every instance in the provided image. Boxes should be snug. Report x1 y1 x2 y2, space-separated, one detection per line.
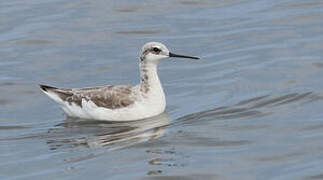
1 0 323 179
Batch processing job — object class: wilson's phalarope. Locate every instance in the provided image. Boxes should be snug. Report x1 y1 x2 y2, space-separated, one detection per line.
40 42 199 121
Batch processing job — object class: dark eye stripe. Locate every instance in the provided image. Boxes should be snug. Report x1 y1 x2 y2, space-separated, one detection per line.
152 47 161 53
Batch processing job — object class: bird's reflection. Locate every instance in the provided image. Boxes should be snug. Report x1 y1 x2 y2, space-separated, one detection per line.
46 112 170 153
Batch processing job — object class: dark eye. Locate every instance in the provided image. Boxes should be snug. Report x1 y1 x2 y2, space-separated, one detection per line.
153 47 161 53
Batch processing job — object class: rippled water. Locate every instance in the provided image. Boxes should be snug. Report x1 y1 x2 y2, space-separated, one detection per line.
1 0 323 179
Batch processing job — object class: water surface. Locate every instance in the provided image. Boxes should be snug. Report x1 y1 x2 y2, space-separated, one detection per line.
1 0 323 179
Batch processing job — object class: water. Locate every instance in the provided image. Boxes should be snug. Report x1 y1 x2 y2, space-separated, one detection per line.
1 0 323 179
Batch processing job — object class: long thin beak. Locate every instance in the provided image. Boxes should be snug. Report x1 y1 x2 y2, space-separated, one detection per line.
169 52 200 60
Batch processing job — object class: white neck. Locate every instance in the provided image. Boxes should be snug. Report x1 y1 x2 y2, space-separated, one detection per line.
134 59 166 117
139 61 164 95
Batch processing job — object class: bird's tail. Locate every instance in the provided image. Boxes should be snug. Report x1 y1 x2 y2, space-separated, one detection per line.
40 84 58 92
39 84 72 105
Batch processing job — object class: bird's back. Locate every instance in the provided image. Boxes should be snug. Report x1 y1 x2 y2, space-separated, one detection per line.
40 85 139 118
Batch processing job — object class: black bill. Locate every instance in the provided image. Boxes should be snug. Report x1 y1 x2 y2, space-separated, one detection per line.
169 52 199 60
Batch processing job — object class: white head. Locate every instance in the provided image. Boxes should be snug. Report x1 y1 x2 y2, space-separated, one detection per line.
140 42 199 63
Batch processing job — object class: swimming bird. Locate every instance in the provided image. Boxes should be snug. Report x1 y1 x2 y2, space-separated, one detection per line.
40 42 199 121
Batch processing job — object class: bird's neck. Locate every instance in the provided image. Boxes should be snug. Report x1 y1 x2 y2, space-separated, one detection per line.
139 61 163 95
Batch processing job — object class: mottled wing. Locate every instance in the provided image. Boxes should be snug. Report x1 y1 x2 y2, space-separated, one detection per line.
41 85 135 109
84 86 135 109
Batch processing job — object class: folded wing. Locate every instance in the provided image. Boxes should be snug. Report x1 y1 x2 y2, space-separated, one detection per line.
40 85 135 109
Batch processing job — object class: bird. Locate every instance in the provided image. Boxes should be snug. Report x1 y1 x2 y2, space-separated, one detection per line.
40 42 199 121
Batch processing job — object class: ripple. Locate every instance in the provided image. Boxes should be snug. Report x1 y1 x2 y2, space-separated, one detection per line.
115 30 165 35
174 92 320 126
0 125 30 130
14 39 54 46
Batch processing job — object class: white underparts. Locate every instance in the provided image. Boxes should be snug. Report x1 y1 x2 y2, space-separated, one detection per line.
42 60 166 121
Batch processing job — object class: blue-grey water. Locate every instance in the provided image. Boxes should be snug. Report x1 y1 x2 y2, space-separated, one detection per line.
1 0 323 179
